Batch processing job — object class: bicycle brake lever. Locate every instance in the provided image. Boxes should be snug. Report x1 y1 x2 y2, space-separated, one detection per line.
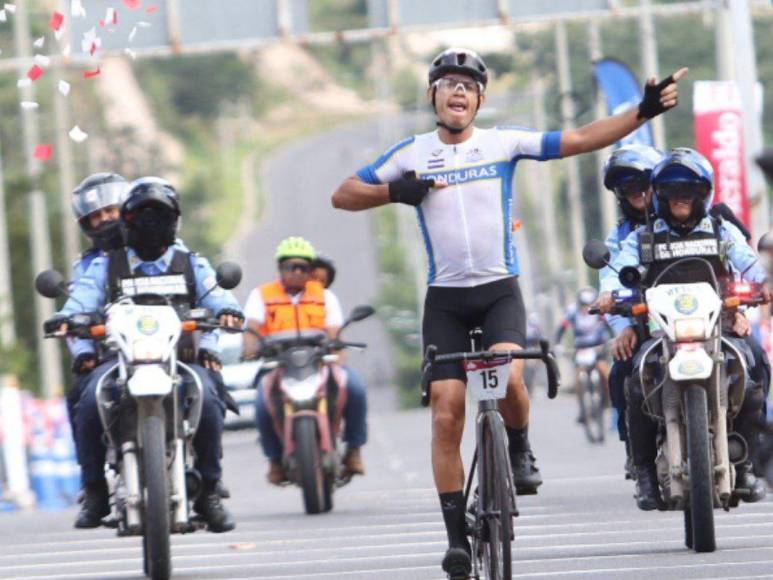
539 339 561 399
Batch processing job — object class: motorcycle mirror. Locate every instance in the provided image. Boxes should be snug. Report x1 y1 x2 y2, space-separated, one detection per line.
582 240 611 270
215 262 242 290
35 269 67 299
619 266 642 289
348 305 375 323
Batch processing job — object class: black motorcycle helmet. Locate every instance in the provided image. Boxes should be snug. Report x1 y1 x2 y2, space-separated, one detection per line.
71 172 128 251
121 177 180 261
428 48 488 135
311 254 336 288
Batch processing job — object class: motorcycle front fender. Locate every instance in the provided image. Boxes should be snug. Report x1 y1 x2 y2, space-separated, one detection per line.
127 365 173 397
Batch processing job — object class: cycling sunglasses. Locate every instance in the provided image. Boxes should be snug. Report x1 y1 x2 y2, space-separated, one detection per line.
280 262 312 274
434 77 483 95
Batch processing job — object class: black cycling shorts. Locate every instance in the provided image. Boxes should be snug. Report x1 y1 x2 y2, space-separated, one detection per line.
422 276 526 382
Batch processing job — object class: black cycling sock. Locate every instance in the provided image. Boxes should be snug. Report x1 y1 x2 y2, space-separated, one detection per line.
506 425 530 453
439 491 468 550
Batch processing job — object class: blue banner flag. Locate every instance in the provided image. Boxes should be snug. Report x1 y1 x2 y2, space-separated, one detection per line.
592 58 654 147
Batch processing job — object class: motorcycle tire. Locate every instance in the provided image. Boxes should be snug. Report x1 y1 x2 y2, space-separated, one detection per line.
478 413 513 580
684 385 715 553
141 414 171 579
294 416 333 515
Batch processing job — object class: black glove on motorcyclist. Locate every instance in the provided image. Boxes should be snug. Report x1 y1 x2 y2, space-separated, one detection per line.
198 348 222 369
388 171 435 207
637 74 676 120
216 308 244 325
44 315 68 334
72 352 98 375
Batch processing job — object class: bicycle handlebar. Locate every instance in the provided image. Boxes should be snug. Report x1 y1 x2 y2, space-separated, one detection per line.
420 339 561 407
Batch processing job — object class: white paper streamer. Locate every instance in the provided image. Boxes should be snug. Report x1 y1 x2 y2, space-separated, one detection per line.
58 80 71 96
68 126 88 143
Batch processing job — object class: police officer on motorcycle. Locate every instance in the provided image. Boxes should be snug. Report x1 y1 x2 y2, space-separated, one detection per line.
48 178 243 531
599 148 770 509
66 173 130 461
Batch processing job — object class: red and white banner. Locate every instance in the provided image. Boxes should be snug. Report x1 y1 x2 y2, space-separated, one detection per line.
693 81 750 229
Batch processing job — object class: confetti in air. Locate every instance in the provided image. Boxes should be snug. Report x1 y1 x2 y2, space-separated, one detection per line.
145 5 159 13
68 126 88 143
48 11 63 31
27 65 44 81
32 36 45 49
137 21 152 28
83 67 101 79
81 27 101 56
20 101 39 110
4 4 15 14
58 80 71 96
71 0 86 18
33 54 50 68
124 48 136 60
123 0 140 9
0 10 7 23
128 26 138 42
33 144 52 161
16 78 30 88
105 7 118 24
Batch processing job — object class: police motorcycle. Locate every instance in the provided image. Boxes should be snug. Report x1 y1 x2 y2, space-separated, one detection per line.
583 240 764 553
247 305 374 515
35 263 242 580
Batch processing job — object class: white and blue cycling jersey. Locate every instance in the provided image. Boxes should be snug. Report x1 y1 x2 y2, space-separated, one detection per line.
357 126 562 287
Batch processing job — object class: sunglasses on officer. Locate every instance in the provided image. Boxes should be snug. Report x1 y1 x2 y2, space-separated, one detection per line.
658 182 708 202
613 176 651 199
280 261 312 274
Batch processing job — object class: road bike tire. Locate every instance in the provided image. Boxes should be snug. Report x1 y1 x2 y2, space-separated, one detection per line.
294 416 332 515
684 385 715 553
140 414 171 580
479 414 513 580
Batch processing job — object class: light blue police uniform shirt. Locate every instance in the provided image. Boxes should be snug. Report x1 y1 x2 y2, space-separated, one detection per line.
601 218 768 297
59 244 240 357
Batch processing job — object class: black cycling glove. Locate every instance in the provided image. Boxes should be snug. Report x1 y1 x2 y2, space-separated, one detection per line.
637 74 676 120
198 348 222 369
388 171 435 207
72 352 98 375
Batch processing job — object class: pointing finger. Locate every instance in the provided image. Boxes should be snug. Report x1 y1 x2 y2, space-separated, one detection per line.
671 67 689 82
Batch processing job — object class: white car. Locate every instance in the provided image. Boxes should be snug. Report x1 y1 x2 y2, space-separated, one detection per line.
218 332 261 430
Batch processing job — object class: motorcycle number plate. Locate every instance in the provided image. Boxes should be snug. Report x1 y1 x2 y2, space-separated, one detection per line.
466 359 510 401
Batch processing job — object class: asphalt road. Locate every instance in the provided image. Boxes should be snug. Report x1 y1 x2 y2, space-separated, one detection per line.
5 387 773 579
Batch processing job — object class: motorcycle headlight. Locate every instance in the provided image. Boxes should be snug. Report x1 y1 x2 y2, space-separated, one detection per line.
674 318 707 341
132 338 165 362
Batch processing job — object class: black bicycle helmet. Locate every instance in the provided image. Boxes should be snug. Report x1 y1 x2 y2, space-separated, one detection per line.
428 48 488 88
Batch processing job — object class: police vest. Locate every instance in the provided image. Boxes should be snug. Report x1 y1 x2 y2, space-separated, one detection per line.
106 248 198 361
640 218 729 287
258 280 326 337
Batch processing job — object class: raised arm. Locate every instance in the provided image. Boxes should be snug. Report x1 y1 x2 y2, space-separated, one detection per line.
559 68 688 158
331 175 391 212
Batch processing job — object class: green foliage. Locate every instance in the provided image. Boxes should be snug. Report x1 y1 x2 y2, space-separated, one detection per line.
308 0 368 32
135 54 256 123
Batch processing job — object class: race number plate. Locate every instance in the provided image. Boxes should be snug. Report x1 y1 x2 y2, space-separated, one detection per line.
466 358 510 401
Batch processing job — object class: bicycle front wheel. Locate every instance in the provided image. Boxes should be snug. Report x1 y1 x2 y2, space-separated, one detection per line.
478 414 513 579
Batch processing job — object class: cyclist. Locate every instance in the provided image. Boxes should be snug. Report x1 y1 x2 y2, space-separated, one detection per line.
243 237 368 483
332 47 687 577
555 287 612 423
599 148 770 508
